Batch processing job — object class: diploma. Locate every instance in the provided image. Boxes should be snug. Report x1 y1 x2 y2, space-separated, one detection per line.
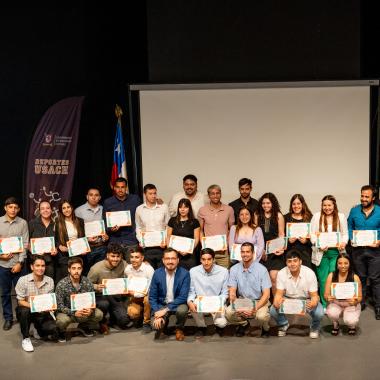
315 232 341 248
168 235 195 253
127 276 150 295
30 293 57 313
352 230 378 247
201 235 227 251
85 220 106 237
279 298 306 315
195 295 225 313
141 230 166 248
331 282 359 300
106 211 132 227
102 278 128 295
30 237 55 255
67 237 91 257
0 236 23 254
230 244 257 261
70 291 96 311
266 237 287 254
232 298 256 311
286 223 311 238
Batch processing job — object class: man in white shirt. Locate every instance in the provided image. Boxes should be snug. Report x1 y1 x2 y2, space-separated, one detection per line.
270 249 324 339
135 184 170 269
168 174 206 217
124 247 154 333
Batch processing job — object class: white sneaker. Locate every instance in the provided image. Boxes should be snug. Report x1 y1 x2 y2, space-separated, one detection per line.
309 330 320 339
29 324 41 340
277 323 289 337
22 338 34 352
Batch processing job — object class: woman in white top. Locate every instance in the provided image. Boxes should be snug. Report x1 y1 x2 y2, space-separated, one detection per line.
55 200 85 282
310 195 348 308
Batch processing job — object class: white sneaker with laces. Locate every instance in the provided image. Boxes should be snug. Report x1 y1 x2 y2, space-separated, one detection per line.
277 323 289 337
309 330 320 339
22 338 34 352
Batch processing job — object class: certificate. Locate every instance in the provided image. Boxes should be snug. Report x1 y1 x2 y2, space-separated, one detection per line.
201 235 227 251
106 211 132 227
195 295 224 313
0 236 23 254
286 223 311 238
315 232 341 248
232 298 256 311
168 235 195 254
352 230 378 247
279 298 306 315
67 237 91 257
127 276 150 295
30 293 57 313
331 282 359 300
30 237 55 255
102 278 128 295
141 230 166 248
85 220 105 237
70 291 96 311
266 237 287 254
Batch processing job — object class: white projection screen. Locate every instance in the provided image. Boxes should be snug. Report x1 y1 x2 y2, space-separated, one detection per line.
137 83 370 215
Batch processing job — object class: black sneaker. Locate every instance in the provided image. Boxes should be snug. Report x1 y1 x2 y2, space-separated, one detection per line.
194 327 207 338
215 326 224 337
58 332 67 343
235 322 249 337
261 328 270 338
81 327 94 337
142 323 152 334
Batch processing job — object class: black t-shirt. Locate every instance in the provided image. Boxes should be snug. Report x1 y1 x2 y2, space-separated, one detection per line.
168 217 200 239
229 197 259 222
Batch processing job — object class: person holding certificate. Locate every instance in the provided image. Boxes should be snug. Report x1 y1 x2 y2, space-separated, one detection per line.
55 257 103 342
198 185 235 268
187 248 229 338
149 249 190 341
75 187 109 274
28 200 57 279
135 184 170 269
55 200 85 282
254 192 285 295
0 197 29 331
228 206 264 264
324 253 362 335
124 247 154 333
15 256 58 352
270 249 323 338
284 194 313 269
310 195 348 309
226 242 272 338
167 198 200 270
88 244 133 334
347 185 380 319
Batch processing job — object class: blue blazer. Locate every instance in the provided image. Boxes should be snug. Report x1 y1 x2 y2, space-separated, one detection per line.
149 266 190 313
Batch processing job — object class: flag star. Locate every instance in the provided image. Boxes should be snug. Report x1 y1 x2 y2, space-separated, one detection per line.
115 144 121 155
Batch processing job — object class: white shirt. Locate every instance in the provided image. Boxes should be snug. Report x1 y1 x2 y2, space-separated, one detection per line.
135 202 170 242
65 221 78 240
165 269 176 304
124 261 155 298
310 211 349 244
277 265 318 299
168 191 207 217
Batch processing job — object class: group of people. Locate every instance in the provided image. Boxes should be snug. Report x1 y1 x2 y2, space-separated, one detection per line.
0 174 379 353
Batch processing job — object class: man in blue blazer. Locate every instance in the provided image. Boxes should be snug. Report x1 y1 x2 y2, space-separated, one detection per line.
149 248 190 340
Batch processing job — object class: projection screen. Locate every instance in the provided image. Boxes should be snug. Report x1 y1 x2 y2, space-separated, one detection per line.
137 83 370 215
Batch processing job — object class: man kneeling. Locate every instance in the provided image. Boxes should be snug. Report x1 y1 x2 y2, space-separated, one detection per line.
56 257 103 342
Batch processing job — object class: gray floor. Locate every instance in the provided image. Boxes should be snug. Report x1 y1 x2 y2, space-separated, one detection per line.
1 302 380 380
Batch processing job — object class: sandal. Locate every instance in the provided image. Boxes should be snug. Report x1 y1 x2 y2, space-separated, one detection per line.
348 328 357 336
331 324 340 336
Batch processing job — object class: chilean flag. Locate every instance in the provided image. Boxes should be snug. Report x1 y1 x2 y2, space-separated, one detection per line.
111 119 127 187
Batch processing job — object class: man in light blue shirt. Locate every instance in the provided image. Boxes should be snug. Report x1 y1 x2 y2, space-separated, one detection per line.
187 248 229 337
226 242 271 338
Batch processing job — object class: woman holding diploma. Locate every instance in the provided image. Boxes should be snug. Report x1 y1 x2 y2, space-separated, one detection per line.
284 194 313 268
55 200 85 282
167 199 200 270
254 192 285 294
229 206 264 263
324 252 362 335
310 195 348 309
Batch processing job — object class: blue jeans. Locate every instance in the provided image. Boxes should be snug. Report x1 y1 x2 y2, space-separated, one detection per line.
83 245 107 275
0 266 25 321
270 302 324 331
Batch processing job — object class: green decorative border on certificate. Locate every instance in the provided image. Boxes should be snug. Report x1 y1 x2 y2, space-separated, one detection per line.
70 291 96 311
286 223 311 238
169 235 195 253
102 278 128 295
68 237 91 257
0 236 23 254
331 282 359 298
231 299 256 311
352 230 377 246
201 235 227 250
279 299 306 315
315 232 340 248
141 231 166 248
30 237 55 255
30 293 57 313
196 295 224 313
